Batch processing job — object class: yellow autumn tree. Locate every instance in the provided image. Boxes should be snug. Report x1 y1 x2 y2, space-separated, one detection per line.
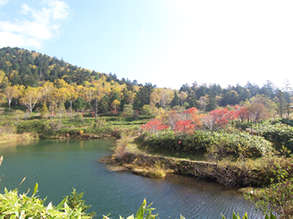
0 70 8 89
66 84 78 114
92 80 106 117
4 85 22 110
82 85 95 107
41 81 54 105
111 99 120 114
20 87 42 113
56 87 70 114
150 88 174 107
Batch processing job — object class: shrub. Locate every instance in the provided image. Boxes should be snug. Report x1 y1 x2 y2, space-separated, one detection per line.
0 186 93 218
245 174 293 218
137 130 273 160
40 103 49 118
218 156 293 187
207 132 273 160
252 122 293 151
16 120 47 134
67 188 94 217
71 113 84 123
86 125 122 139
47 120 63 132
122 104 134 119
233 120 254 131
16 120 66 138
142 104 154 117
276 118 293 127
93 117 107 129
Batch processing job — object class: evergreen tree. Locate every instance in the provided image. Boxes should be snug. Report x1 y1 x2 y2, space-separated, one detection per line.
206 94 217 111
133 83 154 110
170 92 180 107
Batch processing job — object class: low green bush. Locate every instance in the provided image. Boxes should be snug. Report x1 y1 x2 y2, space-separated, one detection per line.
253 123 293 151
275 118 293 127
0 191 279 219
16 120 63 138
16 120 47 134
137 130 273 160
234 121 254 131
0 188 279 219
218 156 293 187
137 130 211 154
208 131 273 160
0 185 93 218
15 118 123 139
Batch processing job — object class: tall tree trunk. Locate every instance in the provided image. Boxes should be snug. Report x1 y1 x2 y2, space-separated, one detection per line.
8 99 11 110
95 99 98 118
70 100 73 117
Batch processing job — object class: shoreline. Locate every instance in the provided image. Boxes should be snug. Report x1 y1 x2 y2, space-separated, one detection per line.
1 131 291 194
0 133 38 147
100 146 293 189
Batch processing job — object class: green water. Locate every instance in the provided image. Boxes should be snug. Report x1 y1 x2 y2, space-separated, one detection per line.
0 140 263 218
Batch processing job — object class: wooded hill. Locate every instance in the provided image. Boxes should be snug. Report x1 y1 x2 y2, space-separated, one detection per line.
0 47 291 117
0 47 131 86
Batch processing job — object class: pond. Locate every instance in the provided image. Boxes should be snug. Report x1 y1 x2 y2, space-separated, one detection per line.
0 140 263 218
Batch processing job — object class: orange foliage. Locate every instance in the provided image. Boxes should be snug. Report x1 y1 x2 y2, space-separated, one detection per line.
141 119 169 133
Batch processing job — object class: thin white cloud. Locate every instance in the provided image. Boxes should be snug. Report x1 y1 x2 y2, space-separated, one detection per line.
0 32 41 48
49 0 69 20
0 0 8 6
0 0 69 49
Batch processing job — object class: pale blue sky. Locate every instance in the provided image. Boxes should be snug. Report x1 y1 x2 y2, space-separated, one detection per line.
0 0 292 89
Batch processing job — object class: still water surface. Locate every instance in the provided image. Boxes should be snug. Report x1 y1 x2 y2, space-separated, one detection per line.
0 140 263 218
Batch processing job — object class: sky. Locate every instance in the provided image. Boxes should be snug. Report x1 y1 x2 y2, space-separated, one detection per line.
0 0 292 89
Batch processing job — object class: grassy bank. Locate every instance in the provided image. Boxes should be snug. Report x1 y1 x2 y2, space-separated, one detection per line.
0 132 38 146
106 118 293 218
105 144 293 187
0 111 149 142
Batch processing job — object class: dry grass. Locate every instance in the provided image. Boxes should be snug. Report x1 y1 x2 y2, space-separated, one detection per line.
123 160 169 179
131 167 166 178
0 133 38 146
113 135 133 158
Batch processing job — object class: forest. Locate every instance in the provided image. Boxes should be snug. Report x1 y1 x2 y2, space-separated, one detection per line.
0 47 291 118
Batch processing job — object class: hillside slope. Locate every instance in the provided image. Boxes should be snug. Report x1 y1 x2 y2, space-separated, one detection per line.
0 47 127 86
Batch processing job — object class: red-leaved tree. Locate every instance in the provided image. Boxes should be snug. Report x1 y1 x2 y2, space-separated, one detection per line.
202 107 238 130
141 119 169 134
237 106 250 121
142 107 202 134
182 107 202 127
174 120 195 134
